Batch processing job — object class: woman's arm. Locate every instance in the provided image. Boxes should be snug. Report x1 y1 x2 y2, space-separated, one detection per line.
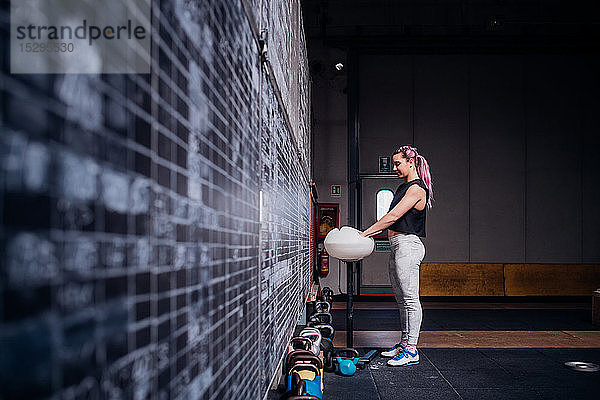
360 185 426 237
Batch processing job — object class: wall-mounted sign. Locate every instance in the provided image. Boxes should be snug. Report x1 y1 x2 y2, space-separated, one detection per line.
331 185 341 197
318 203 339 239
379 156 391 173
375 240 391 252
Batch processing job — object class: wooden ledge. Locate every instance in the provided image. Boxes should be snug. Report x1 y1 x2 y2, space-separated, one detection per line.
334 330 600 348
418 263 600 297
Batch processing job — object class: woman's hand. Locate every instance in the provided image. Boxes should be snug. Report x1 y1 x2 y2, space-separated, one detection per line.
362 185 425 237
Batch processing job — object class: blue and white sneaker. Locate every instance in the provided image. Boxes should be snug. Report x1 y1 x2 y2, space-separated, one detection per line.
381 343 405 358
387 348 419 366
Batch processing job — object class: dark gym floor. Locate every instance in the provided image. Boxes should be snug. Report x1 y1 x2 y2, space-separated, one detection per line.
269 300 600 400
319 347 600 400
269 347 600 400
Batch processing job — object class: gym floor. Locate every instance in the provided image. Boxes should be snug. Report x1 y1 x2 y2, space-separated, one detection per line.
269 300 600 400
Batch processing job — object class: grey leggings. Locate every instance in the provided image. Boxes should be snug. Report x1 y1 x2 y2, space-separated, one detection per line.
389 233 425 346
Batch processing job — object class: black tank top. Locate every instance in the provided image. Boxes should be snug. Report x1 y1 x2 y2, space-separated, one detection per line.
387 179 428 237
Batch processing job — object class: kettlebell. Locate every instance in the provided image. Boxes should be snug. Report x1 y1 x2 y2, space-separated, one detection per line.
307 312 332 325
320 287 334 304
312 324 334 340
314 301 331 313
320 338 335 372
334 348 360 376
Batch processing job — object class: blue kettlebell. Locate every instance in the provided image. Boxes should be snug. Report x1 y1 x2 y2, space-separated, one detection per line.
335 348 360 376
336 356 359 376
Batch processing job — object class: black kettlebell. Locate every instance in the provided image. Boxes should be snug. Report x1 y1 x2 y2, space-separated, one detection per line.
308 312 332 325
285 350 314 375
320 287 334 303
314 301 331 313
312 324 334 340
280 372 305 399
289 337 312 351
320 338 336 372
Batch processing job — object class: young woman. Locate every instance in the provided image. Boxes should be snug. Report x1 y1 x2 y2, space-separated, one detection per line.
360 145 433 366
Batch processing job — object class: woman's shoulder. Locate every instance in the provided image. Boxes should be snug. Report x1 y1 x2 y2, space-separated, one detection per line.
406 181 427 195
396 179 424 191
405 181 428 204
410 179 428 193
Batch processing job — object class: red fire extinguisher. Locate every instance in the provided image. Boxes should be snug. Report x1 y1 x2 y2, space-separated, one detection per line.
319 248 329 277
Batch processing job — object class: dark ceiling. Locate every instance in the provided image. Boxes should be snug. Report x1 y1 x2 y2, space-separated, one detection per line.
301 0 600 52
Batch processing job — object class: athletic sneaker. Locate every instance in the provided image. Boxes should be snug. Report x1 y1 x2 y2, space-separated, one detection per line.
381 343 405 358
387 348 419 366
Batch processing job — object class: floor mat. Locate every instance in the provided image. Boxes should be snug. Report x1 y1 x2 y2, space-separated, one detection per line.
267 348 600 399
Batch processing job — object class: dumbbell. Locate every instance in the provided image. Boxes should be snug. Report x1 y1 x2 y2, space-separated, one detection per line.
356 349 378 370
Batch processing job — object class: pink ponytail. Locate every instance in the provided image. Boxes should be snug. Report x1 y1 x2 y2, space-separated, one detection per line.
394 146 434 208
415 154 433 208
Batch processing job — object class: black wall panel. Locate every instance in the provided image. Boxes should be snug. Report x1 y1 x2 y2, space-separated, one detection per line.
581 56 600 262
359 55 413 174
470 56 525 262
525 55 582 262
414 55 470 262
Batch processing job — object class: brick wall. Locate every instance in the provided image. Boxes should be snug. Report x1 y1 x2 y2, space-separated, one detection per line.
0 0 311 399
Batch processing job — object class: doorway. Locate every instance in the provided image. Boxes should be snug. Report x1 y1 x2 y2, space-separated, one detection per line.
359 176 399 294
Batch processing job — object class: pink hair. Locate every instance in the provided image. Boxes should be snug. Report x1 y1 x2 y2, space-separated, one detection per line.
394 145 434 208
